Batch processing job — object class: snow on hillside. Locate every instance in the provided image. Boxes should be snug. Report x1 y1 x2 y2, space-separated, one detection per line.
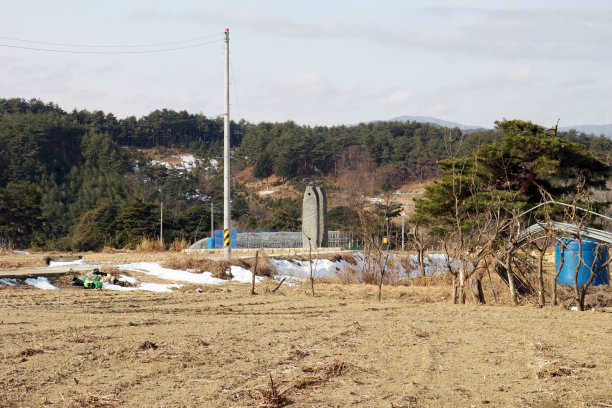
150 154 202 172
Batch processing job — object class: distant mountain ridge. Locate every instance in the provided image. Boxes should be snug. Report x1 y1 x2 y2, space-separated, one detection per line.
390 115 484 131
391 115 612 138
559 124 612 138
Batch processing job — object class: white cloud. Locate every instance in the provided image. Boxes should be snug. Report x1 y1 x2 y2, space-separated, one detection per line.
420 102 454 117
508 66 532 82
143 6 612 61
377 89 414 106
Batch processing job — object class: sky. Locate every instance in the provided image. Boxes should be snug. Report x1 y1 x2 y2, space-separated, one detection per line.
1 0 611 128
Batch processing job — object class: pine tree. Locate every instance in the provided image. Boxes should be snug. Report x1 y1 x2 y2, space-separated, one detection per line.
253 150 273 188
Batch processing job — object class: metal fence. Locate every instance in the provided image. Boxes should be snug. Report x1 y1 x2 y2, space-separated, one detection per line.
236 230 354 249
328 230 354 248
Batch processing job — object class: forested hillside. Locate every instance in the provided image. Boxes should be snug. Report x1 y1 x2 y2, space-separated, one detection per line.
1 97 611 250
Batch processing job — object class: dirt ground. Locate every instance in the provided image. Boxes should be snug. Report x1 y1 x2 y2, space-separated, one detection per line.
1 269 611 408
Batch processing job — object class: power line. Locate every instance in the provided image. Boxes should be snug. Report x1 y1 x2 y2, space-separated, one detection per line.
0 39 223 54
0 33 220 48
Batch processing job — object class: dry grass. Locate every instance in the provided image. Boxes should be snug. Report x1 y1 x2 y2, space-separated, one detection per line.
138 340 158 351
259 374 291 407
528 341 588 380
162 258 239 279
255 251 277 278
341 254 358 266
134 237 164 252
175 283 227 293
63 393 122 408
68 329 111 344
396 273 453 287
1 285 611 407
0 254 44 270
16 347 45 357
168 238 190 252
302 360 358 377
258 360 359 407
0 390 27 408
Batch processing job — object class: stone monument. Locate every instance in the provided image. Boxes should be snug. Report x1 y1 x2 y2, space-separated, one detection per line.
302 186 328 248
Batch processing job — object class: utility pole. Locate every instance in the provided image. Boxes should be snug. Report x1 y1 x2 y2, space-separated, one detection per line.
210 202 214 237
223 28 231 259
160 202 164 244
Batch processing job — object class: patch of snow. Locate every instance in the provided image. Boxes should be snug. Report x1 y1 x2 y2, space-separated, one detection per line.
270 252 461 281
13 250 29 254
150 159 171 168
230 265 263 284
118 262 226 285
0 278 19 286
569 306 595 312
117 263 262 287
103 282 182 293
363 196 384 204
270 258 343 279
187 192 210 202
150 155 202 172
48 259 89 267
140 282 182 292
102 283 136 291
209 158 218 169
119 274 139 284
25 277 59 290
179 155 198 171
259 190 276 195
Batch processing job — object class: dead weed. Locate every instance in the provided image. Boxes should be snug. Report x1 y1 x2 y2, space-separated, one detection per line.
528 340 588 379
134 237 164 252
168 238 190 252
68 330 110 344
16 347 45 357
259 374 290 407
257 360 359 407
63 393 122 408
138 341 158 351
163 259 246 280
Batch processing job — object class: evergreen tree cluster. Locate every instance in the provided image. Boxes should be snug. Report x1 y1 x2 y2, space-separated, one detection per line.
412 120 612 238
0 98 245 151
0 98 225 249
2 98 612 250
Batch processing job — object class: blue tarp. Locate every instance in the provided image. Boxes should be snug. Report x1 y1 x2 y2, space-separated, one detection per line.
213 229 237 249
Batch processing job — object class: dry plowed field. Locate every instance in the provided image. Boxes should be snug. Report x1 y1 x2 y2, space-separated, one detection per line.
1 278 611 408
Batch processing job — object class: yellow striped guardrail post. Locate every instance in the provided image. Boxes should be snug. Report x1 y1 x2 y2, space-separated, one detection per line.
224 229 231 248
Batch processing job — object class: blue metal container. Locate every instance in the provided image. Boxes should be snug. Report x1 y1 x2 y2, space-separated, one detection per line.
555 239 610 286
207 237 215 249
